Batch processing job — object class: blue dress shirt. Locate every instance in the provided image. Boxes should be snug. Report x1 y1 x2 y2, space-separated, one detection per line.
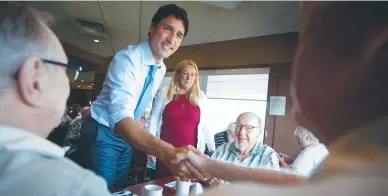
91 40 166 129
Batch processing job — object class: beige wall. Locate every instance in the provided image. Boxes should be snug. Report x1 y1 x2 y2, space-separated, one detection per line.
94 32 298 73
165 32 298 70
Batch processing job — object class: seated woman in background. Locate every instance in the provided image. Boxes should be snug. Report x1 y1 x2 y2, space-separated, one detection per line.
61 107 73 126
63 107 90 159
148 60 215 178
68 104 82 126
278 126 329 177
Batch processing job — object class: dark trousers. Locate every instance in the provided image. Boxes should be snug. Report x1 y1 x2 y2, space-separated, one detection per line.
79 116 132 190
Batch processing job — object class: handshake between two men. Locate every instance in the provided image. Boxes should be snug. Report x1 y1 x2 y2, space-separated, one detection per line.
165 144 306 186
165 145 211 182
160 112 306 186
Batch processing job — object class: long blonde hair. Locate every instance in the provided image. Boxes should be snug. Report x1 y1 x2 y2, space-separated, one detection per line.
167 60 200 105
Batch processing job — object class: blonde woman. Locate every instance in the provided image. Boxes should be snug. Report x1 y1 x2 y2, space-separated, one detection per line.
148 60 215 178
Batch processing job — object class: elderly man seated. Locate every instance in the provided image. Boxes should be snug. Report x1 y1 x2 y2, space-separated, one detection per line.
278 126 329 177
206 112 279 186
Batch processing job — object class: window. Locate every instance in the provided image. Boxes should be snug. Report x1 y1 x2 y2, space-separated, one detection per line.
205 73 269 144
151 68 270 143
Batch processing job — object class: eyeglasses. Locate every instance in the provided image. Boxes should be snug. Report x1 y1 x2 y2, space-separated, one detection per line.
234 123 259 133
13 58 83 84
42 59 83 83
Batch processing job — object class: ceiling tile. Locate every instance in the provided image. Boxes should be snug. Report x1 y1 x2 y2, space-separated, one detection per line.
87 38 114 57
24 1 301 57
207 1 297 43
60 1 103 23
77 1 98 6
26 1 67 19
108 26 139 53
254 6 300 37
180 2 233 46
98 1 141 11
51 18 90 51
52 18 114 57
101 7 139 30
279 6 300 29
140 1 233 46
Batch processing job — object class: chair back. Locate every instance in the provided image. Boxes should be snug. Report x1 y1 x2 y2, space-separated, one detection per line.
128 148 148 184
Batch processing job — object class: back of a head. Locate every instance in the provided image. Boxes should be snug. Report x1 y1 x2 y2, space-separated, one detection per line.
0 4 54 87
294 126 319 143
0 4 70 140
72 104 82 114
293 2 388 142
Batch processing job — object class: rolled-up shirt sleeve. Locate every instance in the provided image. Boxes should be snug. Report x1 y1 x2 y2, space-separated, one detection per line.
107 52 137 129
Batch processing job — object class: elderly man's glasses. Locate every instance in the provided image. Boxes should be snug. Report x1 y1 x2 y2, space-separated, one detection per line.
13 59 83 84
234 123 259 133
42 59 82 83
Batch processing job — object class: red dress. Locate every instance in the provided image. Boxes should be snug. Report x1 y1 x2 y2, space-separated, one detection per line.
156 94 200 178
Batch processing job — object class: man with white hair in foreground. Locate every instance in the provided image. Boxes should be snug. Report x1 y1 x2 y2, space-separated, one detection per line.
0 5 112 195
174 2 388 195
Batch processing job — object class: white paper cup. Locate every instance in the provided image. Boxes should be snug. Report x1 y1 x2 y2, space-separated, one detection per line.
176 179 191 195
144 184 163 196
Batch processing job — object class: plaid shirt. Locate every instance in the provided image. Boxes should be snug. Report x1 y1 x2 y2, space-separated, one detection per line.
211 142 280 169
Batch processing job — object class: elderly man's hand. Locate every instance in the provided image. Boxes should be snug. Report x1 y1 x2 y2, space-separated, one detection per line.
162 145 208 181
171 146 211 178
206 177 224 187
278 152 292 162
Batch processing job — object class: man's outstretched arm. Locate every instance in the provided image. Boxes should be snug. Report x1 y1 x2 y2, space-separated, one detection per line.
175 148 306 184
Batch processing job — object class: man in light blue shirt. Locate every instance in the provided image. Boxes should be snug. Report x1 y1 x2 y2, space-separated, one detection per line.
79 4 201 190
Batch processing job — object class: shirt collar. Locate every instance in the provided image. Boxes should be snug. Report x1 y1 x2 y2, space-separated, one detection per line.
0 125 65 158
139 40 165 68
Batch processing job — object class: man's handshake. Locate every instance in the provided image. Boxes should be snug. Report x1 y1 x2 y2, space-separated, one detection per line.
163 145 210 181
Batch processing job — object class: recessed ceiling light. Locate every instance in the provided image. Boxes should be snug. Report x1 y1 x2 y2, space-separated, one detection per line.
93 39 99 43
81 80 84 82
77 86 80 88
88 86 92 88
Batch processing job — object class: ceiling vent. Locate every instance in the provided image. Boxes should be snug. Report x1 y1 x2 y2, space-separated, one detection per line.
72 19 108 38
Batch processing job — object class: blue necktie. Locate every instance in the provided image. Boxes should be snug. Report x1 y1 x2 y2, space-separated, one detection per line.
134 65 157 121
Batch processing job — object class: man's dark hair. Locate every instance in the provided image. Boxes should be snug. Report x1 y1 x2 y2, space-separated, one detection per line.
149 4 189 37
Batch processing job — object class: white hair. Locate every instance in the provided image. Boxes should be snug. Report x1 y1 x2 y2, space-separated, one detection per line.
226 122 236 141
0 4 56 89
294 126 319 142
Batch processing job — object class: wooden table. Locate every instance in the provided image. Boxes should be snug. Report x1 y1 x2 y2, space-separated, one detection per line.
127 176 177 196
127 176 202 196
